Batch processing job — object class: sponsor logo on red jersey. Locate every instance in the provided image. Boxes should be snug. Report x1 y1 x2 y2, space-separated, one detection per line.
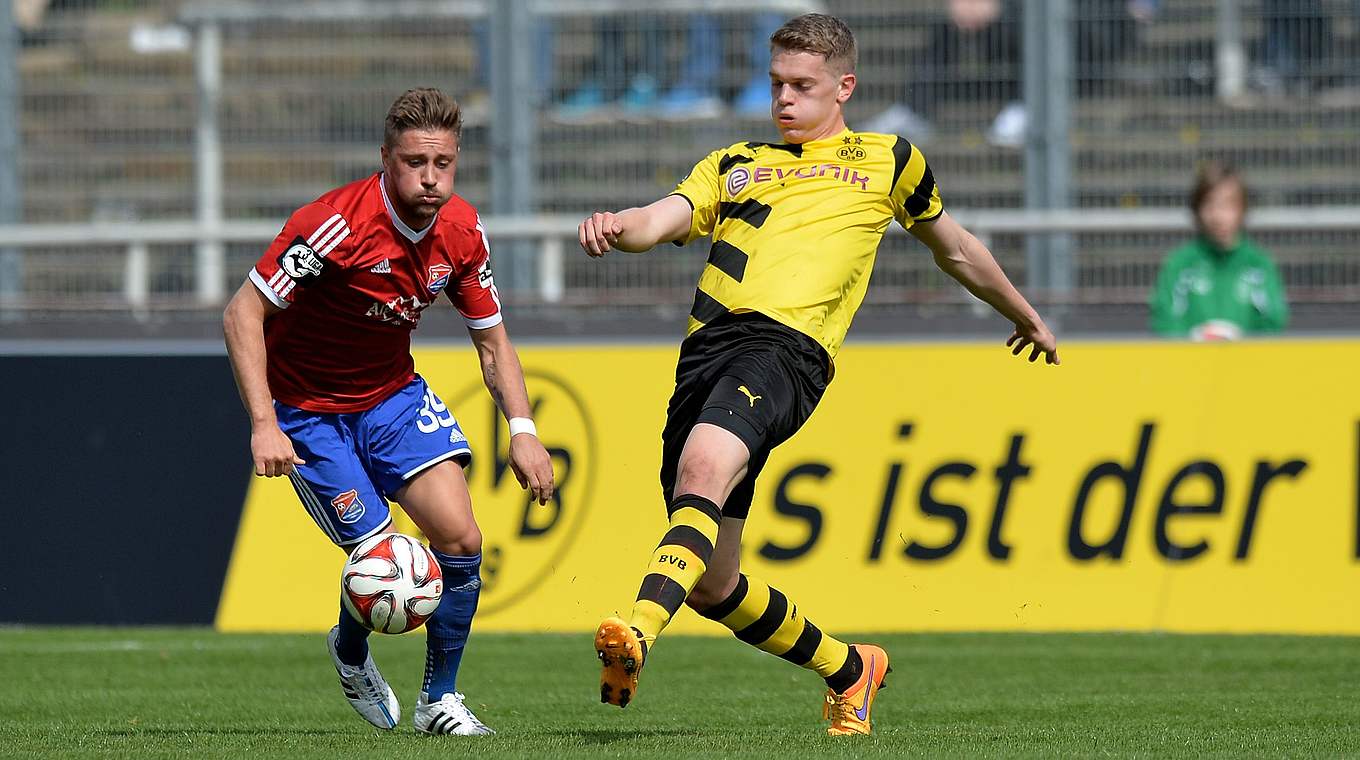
331 489 366 524
427 263 453 294
365 294 429 324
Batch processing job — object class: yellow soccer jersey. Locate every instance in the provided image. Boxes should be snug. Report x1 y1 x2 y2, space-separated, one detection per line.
671 128 943 358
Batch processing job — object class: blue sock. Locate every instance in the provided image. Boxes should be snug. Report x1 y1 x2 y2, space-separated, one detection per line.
423 550 482 699
335 601 372 667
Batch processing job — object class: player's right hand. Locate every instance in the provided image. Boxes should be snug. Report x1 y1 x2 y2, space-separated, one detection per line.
251 425 305 477
579 211 623 257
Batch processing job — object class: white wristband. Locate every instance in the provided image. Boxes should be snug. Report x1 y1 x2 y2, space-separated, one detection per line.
508 417 537 438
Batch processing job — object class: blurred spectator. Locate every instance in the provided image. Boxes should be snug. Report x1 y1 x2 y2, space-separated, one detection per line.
1150 163 1288 340
656 12 783 120
555 13 666 121
1074 0 1149 92
556 12 781 122
470 18 555 122
863 0 1154 145
473 10 782 125
863 0 1019 141
14 0 50 33
15 0 54 46
1251 0 1334 96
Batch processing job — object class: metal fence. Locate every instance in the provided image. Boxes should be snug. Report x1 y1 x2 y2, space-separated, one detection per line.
4 207 1358 321
3 0 1360 332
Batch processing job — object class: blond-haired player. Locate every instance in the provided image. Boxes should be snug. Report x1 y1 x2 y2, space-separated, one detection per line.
577 13 1058 735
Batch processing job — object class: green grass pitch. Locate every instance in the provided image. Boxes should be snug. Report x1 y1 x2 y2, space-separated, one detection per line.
2 627 1357 758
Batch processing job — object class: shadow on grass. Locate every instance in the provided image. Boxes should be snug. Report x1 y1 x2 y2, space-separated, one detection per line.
90 727 355 738
548 727 698 745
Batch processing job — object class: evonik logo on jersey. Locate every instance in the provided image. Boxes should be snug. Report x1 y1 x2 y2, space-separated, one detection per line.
726 164 871 198
427 263 453 294
726 166 752 197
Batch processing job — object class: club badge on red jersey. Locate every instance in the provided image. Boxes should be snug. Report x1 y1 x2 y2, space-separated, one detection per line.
427 263 453 295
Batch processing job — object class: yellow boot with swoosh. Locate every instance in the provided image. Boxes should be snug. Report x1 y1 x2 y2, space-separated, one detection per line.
822 644 891 736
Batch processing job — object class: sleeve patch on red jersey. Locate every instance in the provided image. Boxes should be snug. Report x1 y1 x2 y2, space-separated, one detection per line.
476 258 494 289
278 237 325 282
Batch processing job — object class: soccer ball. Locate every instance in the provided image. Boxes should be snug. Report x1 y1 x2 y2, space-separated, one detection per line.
341 533 443 634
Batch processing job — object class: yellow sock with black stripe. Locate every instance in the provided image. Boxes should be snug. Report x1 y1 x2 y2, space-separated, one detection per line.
627 494 722 644
699 573 862 691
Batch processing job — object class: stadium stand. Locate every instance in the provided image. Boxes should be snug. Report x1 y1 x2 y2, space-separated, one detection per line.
6 0 1360 331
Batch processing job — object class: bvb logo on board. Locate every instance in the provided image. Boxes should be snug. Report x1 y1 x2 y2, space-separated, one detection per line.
392 370 597 616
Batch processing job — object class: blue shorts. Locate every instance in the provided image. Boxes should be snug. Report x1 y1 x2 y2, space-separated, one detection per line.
275 375 472 547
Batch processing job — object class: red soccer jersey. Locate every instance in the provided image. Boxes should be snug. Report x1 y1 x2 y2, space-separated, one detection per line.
249 173 502 413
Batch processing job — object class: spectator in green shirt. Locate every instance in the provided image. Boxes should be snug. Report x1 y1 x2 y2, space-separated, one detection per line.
1150 163 1289 340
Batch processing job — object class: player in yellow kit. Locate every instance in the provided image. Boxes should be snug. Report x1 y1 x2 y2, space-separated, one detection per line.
577 13 1059 735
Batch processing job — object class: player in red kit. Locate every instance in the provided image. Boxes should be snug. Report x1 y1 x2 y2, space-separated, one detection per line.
223 88 554 736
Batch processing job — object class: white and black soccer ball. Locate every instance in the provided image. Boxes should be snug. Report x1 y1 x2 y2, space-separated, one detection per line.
341 533 443 634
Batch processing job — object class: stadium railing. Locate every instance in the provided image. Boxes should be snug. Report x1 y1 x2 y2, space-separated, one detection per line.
1 205 1356 317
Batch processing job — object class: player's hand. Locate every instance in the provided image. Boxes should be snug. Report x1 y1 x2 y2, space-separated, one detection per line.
1007 322 1060 365
251 424 305 477
579 211 623 257
508 433 555 505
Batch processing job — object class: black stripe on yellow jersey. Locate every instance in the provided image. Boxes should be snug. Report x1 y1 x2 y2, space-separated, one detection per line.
670 129 943 358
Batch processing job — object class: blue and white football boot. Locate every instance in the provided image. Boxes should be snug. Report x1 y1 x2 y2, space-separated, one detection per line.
326 626 400 729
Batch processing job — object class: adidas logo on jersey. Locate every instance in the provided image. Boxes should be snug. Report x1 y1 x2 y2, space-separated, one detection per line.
369 259 391 274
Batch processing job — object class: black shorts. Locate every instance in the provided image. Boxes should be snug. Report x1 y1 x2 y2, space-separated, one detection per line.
660 312 830 519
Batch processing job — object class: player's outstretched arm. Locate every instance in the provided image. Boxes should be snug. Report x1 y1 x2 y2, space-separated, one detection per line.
222 280 306 476
911 212 1060 365
466 323 556 505
578 194 693 256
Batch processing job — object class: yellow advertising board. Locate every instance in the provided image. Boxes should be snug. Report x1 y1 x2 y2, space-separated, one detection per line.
217 340 1360 634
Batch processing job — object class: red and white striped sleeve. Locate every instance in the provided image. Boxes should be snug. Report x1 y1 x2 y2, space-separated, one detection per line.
249 202 353 308
448 215 503 330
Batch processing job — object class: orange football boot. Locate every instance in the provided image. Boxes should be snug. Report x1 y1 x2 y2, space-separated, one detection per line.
823 644 891 736
594 617 648 708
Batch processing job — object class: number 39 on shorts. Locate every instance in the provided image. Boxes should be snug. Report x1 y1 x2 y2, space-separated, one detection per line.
416 386 456 433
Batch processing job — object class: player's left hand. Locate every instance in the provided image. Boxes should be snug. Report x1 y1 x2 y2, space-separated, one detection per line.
1007 322 1060 365
509 433 555 505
